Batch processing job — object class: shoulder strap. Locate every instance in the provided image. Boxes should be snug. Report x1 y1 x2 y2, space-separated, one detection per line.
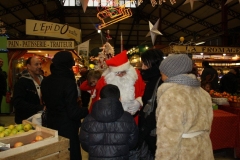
151 77 161 102
143 77 161 117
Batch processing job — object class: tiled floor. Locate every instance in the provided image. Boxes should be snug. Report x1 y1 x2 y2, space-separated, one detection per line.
0 114 238 160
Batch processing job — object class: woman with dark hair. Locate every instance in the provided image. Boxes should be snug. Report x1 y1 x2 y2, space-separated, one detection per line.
138 49 164 158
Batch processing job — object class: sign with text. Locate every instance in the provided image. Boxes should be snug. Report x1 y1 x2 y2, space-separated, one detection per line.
26 19 81 42
7 40 75 49
162 45 240 54
78 40 90 66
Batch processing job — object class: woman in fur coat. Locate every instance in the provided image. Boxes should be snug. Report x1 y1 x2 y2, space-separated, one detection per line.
156 54 214 160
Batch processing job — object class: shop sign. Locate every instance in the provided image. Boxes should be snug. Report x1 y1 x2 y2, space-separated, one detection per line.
26 19 81 42
7 40 75 49
162 45 240 54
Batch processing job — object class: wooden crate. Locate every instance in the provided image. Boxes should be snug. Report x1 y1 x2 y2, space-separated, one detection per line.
0 120 65 159
0 136 69 160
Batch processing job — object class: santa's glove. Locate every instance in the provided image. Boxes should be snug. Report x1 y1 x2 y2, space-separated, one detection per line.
128 100 141 115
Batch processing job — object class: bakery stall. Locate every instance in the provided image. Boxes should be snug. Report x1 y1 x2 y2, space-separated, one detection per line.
6 39 83 90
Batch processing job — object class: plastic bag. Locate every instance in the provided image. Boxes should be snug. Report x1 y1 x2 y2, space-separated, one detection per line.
27 112 42 126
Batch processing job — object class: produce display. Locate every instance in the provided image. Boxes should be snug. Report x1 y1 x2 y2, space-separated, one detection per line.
0 123 46 151
0 121 59 158
209 90 240 102
13 135 44 148
0 123 33 138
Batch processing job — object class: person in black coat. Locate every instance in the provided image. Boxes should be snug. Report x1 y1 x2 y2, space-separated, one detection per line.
220 69 238 94
138 49 164 157
201 61 219 90
41 51 88 160
12 57 44 124
79 84 139 160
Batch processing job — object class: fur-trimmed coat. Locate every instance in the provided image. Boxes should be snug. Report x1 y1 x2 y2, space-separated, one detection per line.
155 76 214 160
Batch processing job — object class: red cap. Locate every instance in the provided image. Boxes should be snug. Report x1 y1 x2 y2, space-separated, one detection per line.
106 50 130 72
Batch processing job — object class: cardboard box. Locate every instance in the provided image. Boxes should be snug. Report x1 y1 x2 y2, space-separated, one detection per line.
0 120 60 159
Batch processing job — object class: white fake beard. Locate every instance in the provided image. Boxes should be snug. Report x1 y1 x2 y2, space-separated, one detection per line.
104 70 137 111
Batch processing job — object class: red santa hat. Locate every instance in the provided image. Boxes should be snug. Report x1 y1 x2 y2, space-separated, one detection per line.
106 50 130 72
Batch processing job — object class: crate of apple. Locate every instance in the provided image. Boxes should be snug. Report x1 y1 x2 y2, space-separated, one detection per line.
0 123 34 138
13 135 44 148
31 135 44 143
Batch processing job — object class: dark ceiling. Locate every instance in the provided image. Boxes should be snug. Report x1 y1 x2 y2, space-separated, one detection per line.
0 0 240 51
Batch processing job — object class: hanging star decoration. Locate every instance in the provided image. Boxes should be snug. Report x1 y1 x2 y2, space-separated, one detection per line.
146 19 163 45
183 0 198 10
80 0 89 13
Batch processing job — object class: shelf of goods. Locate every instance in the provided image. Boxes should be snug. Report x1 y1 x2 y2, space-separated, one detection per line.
0 120 69 160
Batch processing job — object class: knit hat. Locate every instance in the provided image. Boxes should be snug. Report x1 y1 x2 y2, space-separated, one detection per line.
159 54 192 78
106 50 130 72
52 51 75 69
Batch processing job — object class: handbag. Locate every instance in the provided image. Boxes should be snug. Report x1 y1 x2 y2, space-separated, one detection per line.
143 78 161 118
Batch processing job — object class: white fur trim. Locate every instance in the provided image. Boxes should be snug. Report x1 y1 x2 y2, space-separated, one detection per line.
135 97 143 106
108 61 130 72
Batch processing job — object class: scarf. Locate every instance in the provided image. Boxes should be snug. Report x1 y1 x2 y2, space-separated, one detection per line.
141 66 160 81
165 74 200 87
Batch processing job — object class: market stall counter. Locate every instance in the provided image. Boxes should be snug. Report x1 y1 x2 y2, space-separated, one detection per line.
210 110 238 151
218 105 240 158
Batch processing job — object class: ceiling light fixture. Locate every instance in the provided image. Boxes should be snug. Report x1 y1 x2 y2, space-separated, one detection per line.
195 41 205 45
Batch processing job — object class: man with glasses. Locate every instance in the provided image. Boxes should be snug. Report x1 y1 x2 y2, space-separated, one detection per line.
92 50 145 124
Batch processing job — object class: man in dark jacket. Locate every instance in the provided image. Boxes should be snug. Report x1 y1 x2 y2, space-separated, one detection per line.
12 56 45 124
41 51 88 160
80 84 139 160
220 69 238 94
0 58 7 114
201 61 219 90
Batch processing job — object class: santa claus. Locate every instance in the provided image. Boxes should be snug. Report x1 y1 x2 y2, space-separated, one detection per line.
91 50 145 124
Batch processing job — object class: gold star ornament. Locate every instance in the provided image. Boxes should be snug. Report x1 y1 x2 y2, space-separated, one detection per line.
146 19 163 45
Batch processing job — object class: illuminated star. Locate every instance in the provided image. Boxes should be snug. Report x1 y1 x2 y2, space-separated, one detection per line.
146 19 163 45
183 0 198 10
224 0 233 5
81 0 89 13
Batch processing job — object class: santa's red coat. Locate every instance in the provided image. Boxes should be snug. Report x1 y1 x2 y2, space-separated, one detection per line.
89 69 145 125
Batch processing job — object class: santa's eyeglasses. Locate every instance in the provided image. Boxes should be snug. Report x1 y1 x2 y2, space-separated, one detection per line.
115 71 126 76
